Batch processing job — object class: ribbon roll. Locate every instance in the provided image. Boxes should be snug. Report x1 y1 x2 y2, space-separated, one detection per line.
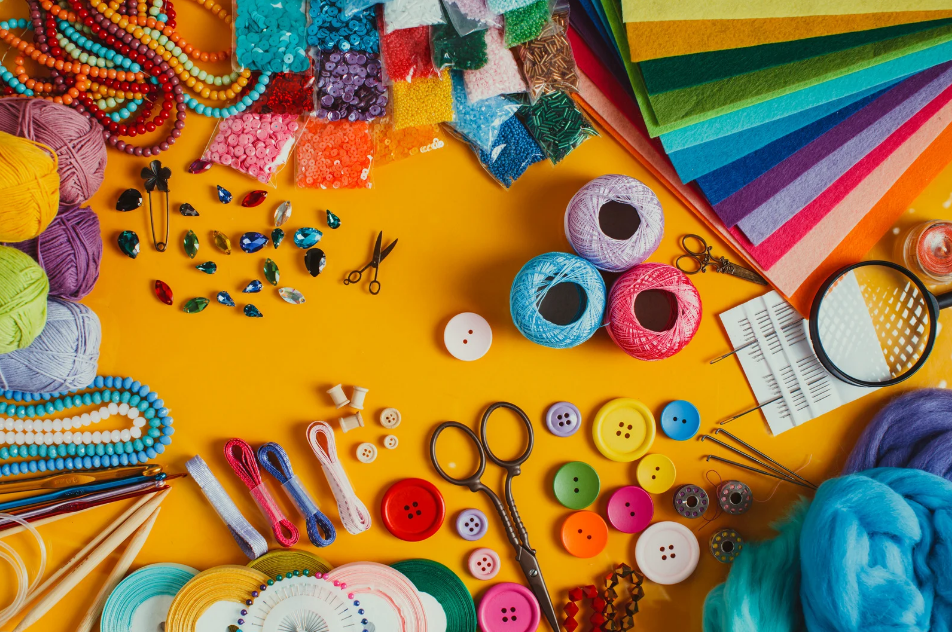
256 442 336 548
305 421 372 535
223 439 299 548
185 455 268 560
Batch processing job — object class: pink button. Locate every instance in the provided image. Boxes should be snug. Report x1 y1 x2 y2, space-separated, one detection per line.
477 582 541 632
468 547 501 580
606 486 653 534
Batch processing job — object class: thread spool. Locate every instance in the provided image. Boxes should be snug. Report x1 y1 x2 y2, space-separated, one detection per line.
100 563 199 632
9 205 102 301
247 549 333 577
339 412 364 433
716 480 752 515
0 99 107 207
510 252 606 349
903 219 952 283
0 245 49 354
392 559 478 632
325 562 428 632
326 383 350 408
350 385 369 410
164 565 270 632
709 529 743 563
0 132 60 242
672 484 709 519
606 263 702 361
564 174 664 272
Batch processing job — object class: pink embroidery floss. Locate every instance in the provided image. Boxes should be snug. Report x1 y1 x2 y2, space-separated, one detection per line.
606 263 702 361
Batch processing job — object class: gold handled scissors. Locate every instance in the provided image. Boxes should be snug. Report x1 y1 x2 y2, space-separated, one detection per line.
675 234 768 285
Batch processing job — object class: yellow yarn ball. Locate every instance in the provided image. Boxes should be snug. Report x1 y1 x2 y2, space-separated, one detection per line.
0 131 60 241
0 245 49 354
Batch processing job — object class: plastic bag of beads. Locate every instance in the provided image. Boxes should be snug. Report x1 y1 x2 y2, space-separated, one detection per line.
314 48 389 122
443 0 501 35
249 65 317 115
465 115 543 188
373 120 446 165
516 13 578 101
203 112 306 185
449 70 519 152
519 91 596 164
391 69 455 128
463 28 527 102
309 0 381 52
296 118 374 189
486 0 535 17
503 0 551 47
342 0 391 19
233 0 310 73
383 0 444 32
379 19 439 82
431 9 490 70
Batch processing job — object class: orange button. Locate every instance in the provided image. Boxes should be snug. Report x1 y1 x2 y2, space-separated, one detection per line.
560 511 608 558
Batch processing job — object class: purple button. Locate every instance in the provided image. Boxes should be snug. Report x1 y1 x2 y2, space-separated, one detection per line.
456 508 488 541
545 402 582 437
606 486 653 533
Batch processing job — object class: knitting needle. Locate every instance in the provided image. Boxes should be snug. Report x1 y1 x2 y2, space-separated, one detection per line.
714 429 817 488
699 435 814 489
705 456 816 490
0 465 161 494
709 319 804 364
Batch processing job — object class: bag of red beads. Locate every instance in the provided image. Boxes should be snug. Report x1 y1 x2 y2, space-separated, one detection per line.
296 118 375 189
202 112 306 186
379 16 439 82
249 64 317 115
372 119 446 165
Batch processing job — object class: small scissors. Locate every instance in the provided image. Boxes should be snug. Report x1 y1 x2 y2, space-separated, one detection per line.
344 231 397 295
430 402 559 632
675 234 768 285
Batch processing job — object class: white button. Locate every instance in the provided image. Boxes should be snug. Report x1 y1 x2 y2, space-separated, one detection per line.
379 408 402 429
356 442 377 463
383 435 399 449
634 521 700 585
468 547 501 580
444 313 492 361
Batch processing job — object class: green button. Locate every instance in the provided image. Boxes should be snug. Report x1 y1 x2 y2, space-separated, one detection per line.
553 461 600 510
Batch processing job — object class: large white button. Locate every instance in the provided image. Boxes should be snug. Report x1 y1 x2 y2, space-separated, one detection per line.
379 408 402 429
356 442 377 463
634 521 700 585
443 313 492 361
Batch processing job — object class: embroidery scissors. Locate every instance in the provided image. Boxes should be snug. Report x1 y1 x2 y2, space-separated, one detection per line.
344 231 397 295
430 402 559 631
675 234 768 285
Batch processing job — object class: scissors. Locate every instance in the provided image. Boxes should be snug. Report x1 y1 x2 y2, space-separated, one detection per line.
675 234 768 285
344 231 398 295
430 402 559 632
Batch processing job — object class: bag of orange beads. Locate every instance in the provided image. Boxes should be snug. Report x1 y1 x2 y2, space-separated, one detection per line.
295 118 375 189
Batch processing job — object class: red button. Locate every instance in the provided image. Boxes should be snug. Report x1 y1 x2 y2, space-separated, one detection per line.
381 478 446 542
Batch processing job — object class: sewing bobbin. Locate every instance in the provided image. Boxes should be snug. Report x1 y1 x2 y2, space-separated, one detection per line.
709 528 743 563
716 480 752 515
672 484 709 519
339 412 364 433
350 386 369 410
327 384 350 408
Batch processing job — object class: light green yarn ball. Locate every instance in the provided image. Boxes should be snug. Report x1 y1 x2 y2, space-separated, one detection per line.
0 245 49 353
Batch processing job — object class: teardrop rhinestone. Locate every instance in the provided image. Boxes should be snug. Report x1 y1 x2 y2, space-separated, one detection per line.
274 201 292 227
239 232 268 253
217 291 236 306
278 288 306 304
195 261 217 274
118 231 140 259
242 280 263 293
179 203 199 217
294 227 322 249
271 228 285 249
213 231 232 254
116 189 142 212
242 190 268 207
264 258 280 286
304 248 326 276
184 230 199 258
187 159 212 174
244 304 263 318
326 210 341 229
217 185 233 203
154 280 173 305
183 298 210 313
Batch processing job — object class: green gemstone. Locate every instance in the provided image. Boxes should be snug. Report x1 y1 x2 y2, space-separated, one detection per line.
118 230 140 259
195 261 217 274
264 258 280 286
183 297 209 313
184 230 199 258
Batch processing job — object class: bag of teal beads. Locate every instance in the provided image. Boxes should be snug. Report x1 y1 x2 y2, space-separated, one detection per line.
202 112 307 186
448 71 519 152
233 0 310 73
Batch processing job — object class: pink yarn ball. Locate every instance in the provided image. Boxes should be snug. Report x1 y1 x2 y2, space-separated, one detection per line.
606 263 702 361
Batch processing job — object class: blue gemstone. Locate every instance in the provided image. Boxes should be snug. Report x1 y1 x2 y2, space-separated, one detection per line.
242 280 262 293
271 228 285 249
217 291 236 306
293 227 322 249
217 185 232 203
240 232 268 253
326 210 341 229
244 305 263 318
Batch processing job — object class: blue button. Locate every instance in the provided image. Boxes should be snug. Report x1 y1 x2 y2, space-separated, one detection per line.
660 400 700 440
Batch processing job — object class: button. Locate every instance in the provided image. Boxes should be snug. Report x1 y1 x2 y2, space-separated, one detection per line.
383 435 399 450
444 313 492 361
477 582 540 632
591 398 656 462
660 400 700 440
552 462 600 510
380 478 445 542
560 511 608 558
634 521 700 585
545 402 582 437
356 442 377 463
605 486 653 533
716 480 752 515
672 484 709 519
456 508 488 541
635 454 676 494
468 547 501 580
379 407 401 429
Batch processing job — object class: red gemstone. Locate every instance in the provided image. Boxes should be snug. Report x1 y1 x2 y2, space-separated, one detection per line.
568 588 583 602
241 190 268 207
564 602 580 617
154 280 173 305
563 618 579 632
582 585 598 599
187 159 212 174
592 597 606 610
590 613 607 626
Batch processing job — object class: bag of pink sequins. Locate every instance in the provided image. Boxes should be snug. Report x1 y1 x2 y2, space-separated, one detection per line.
201 112 307 187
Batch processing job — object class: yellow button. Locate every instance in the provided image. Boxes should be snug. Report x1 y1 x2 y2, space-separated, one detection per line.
591 398 656 462
636 454 677 494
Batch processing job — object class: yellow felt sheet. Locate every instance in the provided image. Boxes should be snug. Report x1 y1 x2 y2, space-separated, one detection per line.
622 0 952 23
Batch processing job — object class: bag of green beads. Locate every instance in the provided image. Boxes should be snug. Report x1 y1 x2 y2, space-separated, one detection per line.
431 7 490 70
519 91 597 165
503 0 551 48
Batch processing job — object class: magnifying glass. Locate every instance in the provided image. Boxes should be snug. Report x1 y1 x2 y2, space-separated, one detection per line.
809 260 952 387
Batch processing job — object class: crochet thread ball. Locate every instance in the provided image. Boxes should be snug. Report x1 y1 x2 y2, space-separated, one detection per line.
0 98 107 206
0 245 49 354
0 132 60 241
606 263 701 361
9 205 102 301
0 297 100 393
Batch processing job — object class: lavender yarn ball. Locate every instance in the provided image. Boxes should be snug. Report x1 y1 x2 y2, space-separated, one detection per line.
843 389 952 482
0 297 100 393
9 205 102 301
0 99 107 206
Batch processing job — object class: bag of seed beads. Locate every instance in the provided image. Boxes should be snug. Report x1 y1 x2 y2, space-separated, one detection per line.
431 6 490 70
462 28 527 102
295 118 375 189
516 12 578 102
455 115 544 188
233 0 311 73
314 48 390 122
383 0 445 32
310 0 381 52
519 91 597 165
249 64 317 115
442 0 501 35
503 0 552 48
391 69 455 128
342 0 392 19
202 112 307 186
448 71 519 152
379 14 440 82
372 118 447 165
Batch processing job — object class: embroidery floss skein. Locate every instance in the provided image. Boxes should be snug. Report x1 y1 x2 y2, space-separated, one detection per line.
306 421 372 534
0 246 49 354
510 252 606 349
0 132 59 242
564 174 664 272
606 263 702 361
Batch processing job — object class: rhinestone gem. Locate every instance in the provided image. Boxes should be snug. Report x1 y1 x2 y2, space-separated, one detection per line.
242 280 263 293
184 230 199 258
244 304 263 318
217 291 236 306
179 203 199 216
304 248 326 276
213 231 232 254
183 298 210 313
326 209 341 229
195 261 217 274
274 201 292 227
294 227 322 249
118 230 140 259
116 189 143 212
264 258 280 286
278 287 305 304
239 232 268 253
217 185 233 203
271 228 285 249
242 190 268 207
154 280 173 305
187 159 212 174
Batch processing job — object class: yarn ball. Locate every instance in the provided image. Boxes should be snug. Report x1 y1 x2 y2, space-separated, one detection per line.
606 263 701 361
0 99 107 206
0 297 100 393
564 174 664 272
0 245 49 354
0 131 60 241
843 388 952 482
510 252 606 349
9 205 102 301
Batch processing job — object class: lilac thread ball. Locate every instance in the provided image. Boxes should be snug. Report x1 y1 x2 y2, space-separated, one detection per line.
9 205 102 301
0 99 107 206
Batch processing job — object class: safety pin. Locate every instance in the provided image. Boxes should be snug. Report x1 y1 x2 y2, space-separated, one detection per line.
713 429 816 488
709 319 805 364
140 160 172 252
699 435 814 489
704 456 815 490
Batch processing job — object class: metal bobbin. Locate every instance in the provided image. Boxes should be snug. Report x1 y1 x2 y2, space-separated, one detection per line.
716 480 752 515
709 528 743 563
672 484 708 519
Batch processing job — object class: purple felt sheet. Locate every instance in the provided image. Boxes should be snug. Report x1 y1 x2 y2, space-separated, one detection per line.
710 62 952 245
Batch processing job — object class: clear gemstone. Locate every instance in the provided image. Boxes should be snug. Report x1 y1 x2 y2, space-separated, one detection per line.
264 258 280 286
239 232 268 253
278 288 306 304
294 227 322 249
274 201 292 227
